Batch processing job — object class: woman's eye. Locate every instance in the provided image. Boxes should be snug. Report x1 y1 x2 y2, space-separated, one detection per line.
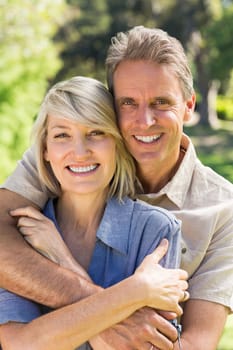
54 133 69 139
89 130 105 137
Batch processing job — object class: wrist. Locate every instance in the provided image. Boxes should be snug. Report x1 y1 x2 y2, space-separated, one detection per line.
125 274 147 309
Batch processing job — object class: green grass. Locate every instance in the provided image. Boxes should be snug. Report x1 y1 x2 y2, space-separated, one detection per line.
185 122 233 183
185 123 233 349
217 315 233 350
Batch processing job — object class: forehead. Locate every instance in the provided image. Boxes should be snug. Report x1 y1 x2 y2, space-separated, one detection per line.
113 60 182 99
46 114 73 125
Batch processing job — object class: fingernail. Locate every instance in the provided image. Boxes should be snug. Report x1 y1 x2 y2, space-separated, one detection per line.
161 238 168 245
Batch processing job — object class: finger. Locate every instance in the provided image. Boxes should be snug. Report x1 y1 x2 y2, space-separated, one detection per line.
158 310 177 320
175 268 188 281
150 239 169 264
178 280 189 291
145 308 178 342
149 331 174 350
173 304 183 317
17 216 39 229
10 206 43 220
181 269 189 280
17 225 36 238
180 290 190 302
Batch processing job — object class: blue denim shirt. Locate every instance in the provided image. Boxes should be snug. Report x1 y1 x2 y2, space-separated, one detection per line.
0 197 181 349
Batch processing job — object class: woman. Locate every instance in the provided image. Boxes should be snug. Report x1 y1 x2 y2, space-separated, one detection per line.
0 76 188 350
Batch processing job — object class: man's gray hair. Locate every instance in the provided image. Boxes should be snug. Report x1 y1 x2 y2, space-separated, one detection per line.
106 26 194 100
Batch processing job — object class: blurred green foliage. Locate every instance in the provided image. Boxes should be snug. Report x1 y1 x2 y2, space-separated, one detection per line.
217 96 233 121
218 315 233 350
0 2 232 348
0 0 65 182
0 0 232 185
184 124 233 183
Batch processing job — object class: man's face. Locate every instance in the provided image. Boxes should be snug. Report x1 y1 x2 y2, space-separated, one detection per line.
113 60 195 171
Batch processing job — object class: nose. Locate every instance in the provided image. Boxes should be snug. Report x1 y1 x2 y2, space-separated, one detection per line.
136 106 156 128
72 137 91 158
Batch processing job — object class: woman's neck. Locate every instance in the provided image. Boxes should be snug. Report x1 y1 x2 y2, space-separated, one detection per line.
56 191 108 237
54 191 108 269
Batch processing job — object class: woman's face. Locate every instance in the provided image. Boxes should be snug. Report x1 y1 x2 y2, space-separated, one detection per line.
44 115 116 197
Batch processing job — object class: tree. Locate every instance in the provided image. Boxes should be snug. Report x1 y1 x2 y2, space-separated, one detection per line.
53 0 111 83
0 0 65 182
53 0 233 127
157 0 233 126
52 0 158 84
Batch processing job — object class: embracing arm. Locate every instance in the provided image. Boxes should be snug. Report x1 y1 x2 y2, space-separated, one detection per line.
16 205 187 350
174 299 228 350
0 189 100 308
0 242 188 350
175 201 233 349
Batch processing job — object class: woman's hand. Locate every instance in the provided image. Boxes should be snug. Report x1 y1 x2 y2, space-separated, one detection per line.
10 206 91 281
134 239 189 316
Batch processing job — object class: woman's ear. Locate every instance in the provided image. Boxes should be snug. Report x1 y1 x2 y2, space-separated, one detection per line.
44 148 49 162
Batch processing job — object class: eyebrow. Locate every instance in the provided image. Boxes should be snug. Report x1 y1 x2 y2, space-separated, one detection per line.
117 96 135 100
117 94 174 101
50 124 71 130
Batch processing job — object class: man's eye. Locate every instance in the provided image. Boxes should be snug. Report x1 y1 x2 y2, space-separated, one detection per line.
158 99 167 104
153 99 169 105
151 99 170 109
121 99 136 106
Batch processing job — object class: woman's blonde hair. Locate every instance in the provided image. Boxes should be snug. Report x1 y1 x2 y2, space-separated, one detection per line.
32 76 136 201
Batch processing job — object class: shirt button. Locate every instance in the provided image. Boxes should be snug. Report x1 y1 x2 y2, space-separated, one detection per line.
181 247 187 254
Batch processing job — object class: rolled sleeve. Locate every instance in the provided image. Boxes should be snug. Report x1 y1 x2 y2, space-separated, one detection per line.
1 146 48 208
0 288 41 324
187 204 233 311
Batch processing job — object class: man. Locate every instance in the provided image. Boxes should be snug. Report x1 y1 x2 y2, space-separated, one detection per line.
0 26 232 349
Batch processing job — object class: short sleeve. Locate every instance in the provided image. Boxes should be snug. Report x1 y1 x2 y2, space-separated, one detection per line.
1 146 49 208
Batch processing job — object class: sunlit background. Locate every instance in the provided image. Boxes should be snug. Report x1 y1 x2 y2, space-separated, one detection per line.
0 1 232 347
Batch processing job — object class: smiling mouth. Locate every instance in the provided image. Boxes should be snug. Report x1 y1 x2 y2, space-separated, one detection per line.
134 134 162 143
68 164 98 173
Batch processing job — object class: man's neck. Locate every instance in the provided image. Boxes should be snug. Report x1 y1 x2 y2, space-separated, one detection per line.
137 147 186 194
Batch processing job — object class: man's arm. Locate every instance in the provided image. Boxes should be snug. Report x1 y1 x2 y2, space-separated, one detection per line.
0 189 101 308
174 299 229 350
91 299 229 350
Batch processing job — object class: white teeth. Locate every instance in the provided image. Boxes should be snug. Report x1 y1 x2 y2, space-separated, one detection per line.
135 135 161 143
69 164 97 173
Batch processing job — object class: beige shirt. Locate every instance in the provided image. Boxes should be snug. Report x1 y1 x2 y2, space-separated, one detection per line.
3 134 233 311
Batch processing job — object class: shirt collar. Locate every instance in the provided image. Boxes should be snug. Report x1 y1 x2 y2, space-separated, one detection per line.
138 134 197 208
96 197 134 255
44 197 134 256
157 134 196 208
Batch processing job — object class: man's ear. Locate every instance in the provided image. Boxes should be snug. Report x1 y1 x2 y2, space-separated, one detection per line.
184 93 196 122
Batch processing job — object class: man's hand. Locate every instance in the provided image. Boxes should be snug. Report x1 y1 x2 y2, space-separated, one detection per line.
90 307 178 350
90 239 187 350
